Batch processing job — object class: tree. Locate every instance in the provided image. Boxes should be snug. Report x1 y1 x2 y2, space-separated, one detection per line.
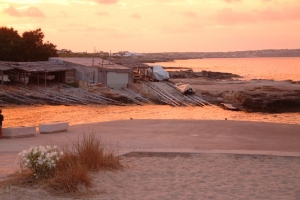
0 27 58 61
0 27 22 61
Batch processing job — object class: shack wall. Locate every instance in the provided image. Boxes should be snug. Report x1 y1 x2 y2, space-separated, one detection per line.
107 72 129 89
65 69 76 84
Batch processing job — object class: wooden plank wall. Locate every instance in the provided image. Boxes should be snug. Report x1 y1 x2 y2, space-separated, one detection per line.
65 69 76 84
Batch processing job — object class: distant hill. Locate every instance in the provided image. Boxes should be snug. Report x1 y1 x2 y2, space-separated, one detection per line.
144 49 300 59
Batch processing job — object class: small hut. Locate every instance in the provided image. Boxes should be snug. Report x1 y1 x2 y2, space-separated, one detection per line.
50 57 132 89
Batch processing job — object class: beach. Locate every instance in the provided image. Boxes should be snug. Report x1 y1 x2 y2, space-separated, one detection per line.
1 153 300 200
1 114 300 199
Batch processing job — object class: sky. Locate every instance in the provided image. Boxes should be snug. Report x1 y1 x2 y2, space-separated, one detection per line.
0 0 300 53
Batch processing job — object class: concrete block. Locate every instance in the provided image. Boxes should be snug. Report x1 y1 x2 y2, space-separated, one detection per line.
2 126 36 139
39 122 69 134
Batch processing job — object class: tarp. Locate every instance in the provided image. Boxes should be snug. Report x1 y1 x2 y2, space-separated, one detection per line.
152 65 169 81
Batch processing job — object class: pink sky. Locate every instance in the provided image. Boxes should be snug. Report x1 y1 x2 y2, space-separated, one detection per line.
1 0 300 53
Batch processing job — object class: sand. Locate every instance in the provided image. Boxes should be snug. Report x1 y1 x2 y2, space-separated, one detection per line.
0 105 300 199
2 104 300 128
1 153 300 200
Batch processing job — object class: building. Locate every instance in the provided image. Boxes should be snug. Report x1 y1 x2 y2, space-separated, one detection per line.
50 57 133 89
0 61 76 87
123 52 143 57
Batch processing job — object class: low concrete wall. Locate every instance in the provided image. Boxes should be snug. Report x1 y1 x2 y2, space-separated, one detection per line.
39 122 69 134
3 126 36 139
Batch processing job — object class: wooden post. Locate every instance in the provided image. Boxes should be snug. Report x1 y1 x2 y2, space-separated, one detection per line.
13 70 15 84
64 71 66 84
1 70 4 88
37 73 40 86
24 72 26 87
44 72 47 87
1 70 3 86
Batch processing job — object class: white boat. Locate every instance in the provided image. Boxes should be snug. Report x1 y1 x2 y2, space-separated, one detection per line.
30 73 55 80
9 74 29 84
174 83 195 94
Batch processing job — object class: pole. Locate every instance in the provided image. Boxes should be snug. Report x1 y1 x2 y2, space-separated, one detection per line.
1 70 3 87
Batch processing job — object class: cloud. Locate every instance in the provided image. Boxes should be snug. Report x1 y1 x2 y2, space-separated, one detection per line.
261 0 276 2
213 6 300 26
58 11 68 18
94 0 118 4
254 7 300 21
3 6 21 17
213 8 256 25
285 6 300 20
24 6 45 18
181 11 197 18
256 8 282 21
96 11 110 16
85 26 98 31
3 5 45 18
222 0 242 3
129 13 141 19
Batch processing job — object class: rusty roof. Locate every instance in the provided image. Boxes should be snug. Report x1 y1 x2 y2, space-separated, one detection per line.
0 63 13 71
50 57 130 70
2 61 74 72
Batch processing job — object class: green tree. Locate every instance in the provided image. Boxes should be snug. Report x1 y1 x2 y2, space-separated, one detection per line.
0 27 58 61
0 27 22 61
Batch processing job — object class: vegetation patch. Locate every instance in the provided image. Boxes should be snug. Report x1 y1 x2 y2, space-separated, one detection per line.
0 132 121 197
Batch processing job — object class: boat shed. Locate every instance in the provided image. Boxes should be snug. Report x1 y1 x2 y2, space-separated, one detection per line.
50 57 133 89
0 61 76 87
0 64 13 86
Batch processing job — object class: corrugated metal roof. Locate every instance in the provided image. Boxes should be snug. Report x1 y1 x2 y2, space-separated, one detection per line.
3 61 74 72
0 64 13 71
50 57 130 70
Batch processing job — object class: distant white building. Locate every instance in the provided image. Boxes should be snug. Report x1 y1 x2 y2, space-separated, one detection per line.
123 52 143 57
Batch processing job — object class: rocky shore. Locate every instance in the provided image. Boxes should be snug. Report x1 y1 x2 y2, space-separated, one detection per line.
167 69 300 113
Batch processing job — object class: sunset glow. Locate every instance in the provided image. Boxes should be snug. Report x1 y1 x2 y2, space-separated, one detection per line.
1 0 299 53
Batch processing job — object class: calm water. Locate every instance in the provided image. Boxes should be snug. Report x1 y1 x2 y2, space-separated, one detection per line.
152 57 300 81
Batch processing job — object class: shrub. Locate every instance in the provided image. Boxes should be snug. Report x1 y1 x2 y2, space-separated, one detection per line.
50 132 121 193
75 132 120 171
11 133 121 195
17 145 63 179
50 152 91 193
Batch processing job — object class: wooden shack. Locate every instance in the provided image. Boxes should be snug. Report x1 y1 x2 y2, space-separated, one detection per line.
0 61 75 87
0 64 13 86
50 57 132 89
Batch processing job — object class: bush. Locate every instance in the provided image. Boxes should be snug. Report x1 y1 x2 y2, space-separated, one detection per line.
50 132 121 193
17 145 63 179
50 153 91 193
11 132 121 195
75 132 120 171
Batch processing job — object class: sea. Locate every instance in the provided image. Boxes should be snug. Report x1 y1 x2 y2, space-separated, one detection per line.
151 57 300 81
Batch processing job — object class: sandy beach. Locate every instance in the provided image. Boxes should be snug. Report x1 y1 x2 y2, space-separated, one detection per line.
0 107 300 199
1 153 300 200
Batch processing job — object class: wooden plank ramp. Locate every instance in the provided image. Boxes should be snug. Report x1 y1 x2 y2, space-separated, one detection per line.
140 81 185 107
162 81 212 107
